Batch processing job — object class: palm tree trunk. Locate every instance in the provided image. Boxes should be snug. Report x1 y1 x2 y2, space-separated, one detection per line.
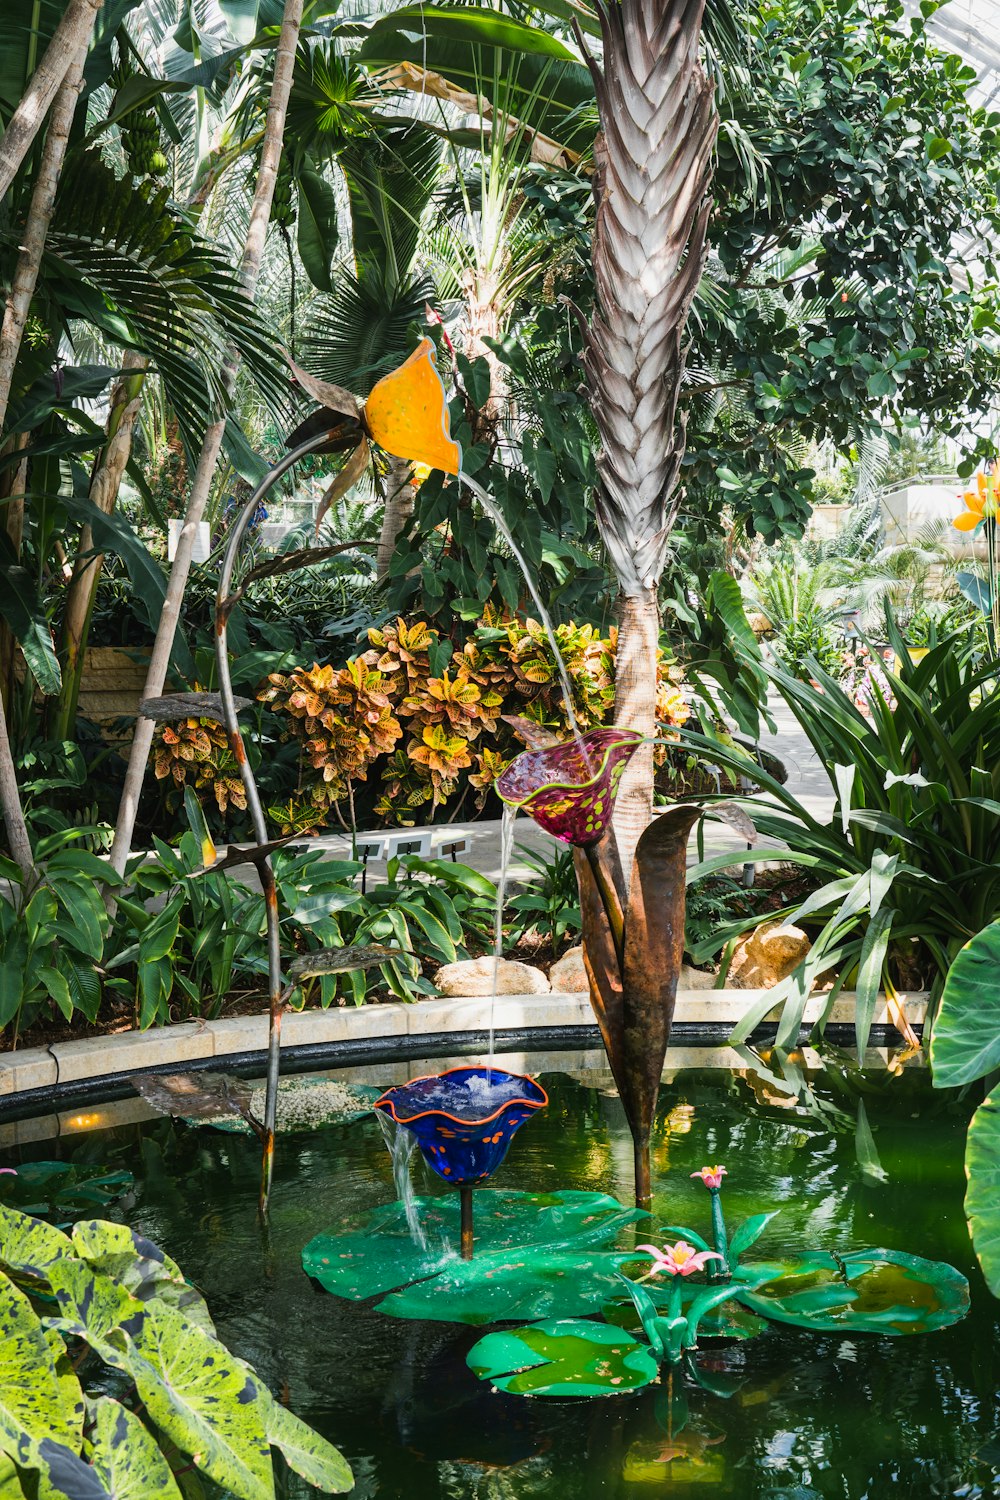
464 274 507 448
56 351 147 739
0 0 103 204
573 0 717 882
0 38 90 432
376 453 416 580
613 591 660 875
107 0 305 890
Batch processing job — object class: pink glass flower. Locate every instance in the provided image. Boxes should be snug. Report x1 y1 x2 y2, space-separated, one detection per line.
637 1240 725 1277
691 1165 727 1190
0 1169 16 1176
495 727 644 845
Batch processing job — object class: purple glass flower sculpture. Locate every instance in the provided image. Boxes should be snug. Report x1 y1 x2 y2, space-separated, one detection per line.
495 727 644 846
375 1067 548 1257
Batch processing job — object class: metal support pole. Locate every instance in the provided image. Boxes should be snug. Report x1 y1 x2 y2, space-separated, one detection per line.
214 433 334 1220
460 1186 474 1260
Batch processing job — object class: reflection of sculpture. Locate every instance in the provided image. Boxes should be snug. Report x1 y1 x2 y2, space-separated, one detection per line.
375 1068 548 1258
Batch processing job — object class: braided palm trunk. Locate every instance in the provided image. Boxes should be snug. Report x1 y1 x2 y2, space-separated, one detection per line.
577 0 717 876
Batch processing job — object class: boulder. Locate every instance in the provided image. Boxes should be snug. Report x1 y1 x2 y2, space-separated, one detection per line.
433 956 550 997
548 946 590 993
679 963 717 991
729 921 810 989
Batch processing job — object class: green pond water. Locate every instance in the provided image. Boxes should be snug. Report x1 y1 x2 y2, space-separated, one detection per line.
6 1051 999 1499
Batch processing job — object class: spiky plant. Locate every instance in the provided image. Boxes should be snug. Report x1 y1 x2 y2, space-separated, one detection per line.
575 0 717 868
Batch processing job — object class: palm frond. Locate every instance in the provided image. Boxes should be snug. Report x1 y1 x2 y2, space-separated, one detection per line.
41 149 288 448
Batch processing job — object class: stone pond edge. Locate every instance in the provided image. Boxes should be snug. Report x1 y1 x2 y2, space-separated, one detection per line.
0 989 929 1099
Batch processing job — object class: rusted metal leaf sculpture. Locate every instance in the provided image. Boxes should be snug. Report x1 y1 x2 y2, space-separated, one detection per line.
500 734 756 1208
132 1071 265 1142
139 692 251 725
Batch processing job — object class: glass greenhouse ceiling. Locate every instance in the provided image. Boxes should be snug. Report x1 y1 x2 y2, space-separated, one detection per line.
908 0 1000 109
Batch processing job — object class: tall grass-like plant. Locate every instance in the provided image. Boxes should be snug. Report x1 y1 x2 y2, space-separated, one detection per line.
685 617 1000 1048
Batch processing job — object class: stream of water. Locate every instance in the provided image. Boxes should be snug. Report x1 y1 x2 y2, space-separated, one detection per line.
487 804 518 1073
376 1110 427 1249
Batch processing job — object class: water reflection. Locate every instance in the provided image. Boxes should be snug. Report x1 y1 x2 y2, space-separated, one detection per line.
2 1049 994 1499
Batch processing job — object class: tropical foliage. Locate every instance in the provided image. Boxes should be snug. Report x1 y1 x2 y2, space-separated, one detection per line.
0 1204 351 1497
686 621 1000 1046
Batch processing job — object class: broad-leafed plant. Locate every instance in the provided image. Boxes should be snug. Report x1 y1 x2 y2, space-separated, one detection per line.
0 1204 351 1499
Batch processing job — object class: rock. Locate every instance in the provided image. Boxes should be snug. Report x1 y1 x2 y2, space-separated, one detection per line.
433 957 550 997
679 963 717 990
549 946 590 993
729 922 811 989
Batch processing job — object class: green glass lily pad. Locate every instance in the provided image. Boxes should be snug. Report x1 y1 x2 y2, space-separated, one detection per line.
302 1189 647 1322
736 1249 969 1335
468 1319 660 1397
380 1248 635 1325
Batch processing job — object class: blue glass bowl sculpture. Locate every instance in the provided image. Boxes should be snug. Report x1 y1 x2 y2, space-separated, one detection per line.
374 1067 548 1187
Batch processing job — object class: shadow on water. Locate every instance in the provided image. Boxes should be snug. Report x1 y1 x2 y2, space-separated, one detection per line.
5 1052 998 1499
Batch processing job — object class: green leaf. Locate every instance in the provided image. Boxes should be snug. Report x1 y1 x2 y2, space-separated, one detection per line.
70 1222 214 1335
124 1307 274 1500
259 1389 352 1493
0 536 61 694
0 1205 73 1287
931 920 1000 1087
728 1210 779 1259
0 1277 83 1474
303 1189 646 1316
855 907 893 1052
965 1081 1000 1296
467 1319 659 1397
84 1397 183 1500
61 492 166 634
296 168 339 293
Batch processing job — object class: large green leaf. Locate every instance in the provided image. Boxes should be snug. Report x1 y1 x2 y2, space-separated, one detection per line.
45 1258 137 1373
296 167 339 293
965 1082 1000 1296
736 1249 969 1335
930 920 1000 1087
0 1206 72 1288
353 6 594 145
84 1398 182 1500
258 1389 352 1493
305 1190 646 1325
468 1320 659 1398
70 1222 214 1335
61 492 166 633
125 1306 273 1500
0 1278 83 1475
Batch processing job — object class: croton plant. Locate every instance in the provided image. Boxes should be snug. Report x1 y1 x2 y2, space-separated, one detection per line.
155 609 690 834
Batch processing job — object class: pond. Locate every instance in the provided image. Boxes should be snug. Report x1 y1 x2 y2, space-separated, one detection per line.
2 1046 993 1499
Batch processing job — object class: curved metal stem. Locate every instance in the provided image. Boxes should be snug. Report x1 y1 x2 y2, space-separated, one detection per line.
214 432 337 1220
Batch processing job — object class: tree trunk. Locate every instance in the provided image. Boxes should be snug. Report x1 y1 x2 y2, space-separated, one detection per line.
612 589 660 882
0 0 103 204
57 351 147 739
463 274 506 449
0 40 90 433
107 0 305 889
0 691 32 882
376 453 416 580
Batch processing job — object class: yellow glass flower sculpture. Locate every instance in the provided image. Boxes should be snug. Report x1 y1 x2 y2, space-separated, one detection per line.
954 464 999 531
364 339 461 476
